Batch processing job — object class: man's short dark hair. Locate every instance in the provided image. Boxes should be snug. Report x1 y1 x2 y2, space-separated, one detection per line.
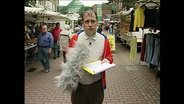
56 22 60 26
104 26 109 31
82 10 98 21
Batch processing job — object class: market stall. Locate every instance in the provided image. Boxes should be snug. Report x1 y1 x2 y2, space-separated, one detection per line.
25 6 72 65
25 6 71 23
114 0 160 50
130 0 160 78
24 37 38 64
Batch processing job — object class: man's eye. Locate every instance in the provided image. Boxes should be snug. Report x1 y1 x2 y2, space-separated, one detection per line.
85 21 89 24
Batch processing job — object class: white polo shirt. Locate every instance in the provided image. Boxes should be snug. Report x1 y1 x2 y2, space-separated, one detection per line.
77 31 105 84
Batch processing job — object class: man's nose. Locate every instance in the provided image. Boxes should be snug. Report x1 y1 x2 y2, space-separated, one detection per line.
89 21 93 27
88 22 93 27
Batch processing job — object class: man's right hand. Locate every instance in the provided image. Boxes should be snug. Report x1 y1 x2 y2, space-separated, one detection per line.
48 48 52 54
35 47 38 53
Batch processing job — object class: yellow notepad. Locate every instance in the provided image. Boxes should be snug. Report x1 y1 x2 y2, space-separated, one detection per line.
82 60 115 75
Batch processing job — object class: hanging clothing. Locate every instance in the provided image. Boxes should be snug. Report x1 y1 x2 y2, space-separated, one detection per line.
143 33 160 68
144 34 155 68
140 33 147 61
156 9 160 30
151 35 160 65
133 7 145 31
144 7 157 28
129 36 137 61
129 10 134 32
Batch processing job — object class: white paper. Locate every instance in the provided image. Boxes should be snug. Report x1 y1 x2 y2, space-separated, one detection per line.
82 60 115 74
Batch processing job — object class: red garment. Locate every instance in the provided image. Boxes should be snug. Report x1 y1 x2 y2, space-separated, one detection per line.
52 27 62 41
140 34 147 61
68 33 113 89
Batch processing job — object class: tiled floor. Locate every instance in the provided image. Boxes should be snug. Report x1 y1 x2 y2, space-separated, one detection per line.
25 41 160 104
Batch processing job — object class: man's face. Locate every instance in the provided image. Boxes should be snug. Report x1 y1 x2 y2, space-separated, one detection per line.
42 25 47 33
56 24 60 28
82 13 97 36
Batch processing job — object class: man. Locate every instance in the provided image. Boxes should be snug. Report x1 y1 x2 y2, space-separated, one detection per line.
59 24 71 63
97 23 103 34
68 10 113 104
101 25 110 35
52 22 62 59
36 25 53 73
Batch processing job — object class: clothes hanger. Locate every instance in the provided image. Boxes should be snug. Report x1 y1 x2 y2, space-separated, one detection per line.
145 0 158 5
134 0 144 9
141 0 159 9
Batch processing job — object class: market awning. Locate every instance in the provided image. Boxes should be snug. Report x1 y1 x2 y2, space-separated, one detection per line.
25 6 71 22
41 10 71 21
105 8 134 18
43 10 60 15
39 14 70 22
118 8 134 16
24 6 45 15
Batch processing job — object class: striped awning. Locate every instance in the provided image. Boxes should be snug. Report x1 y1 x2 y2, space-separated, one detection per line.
25 6 71 22
24 6 45 15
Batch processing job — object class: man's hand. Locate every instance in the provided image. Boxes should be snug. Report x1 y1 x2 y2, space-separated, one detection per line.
101 58 110 64
35 47 38 53
48 48 52 54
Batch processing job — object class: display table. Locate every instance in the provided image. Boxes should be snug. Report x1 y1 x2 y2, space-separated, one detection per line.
24 38 38 43
24 44 37 64
126 38 142 48
120 32 142 48
24 38 38 64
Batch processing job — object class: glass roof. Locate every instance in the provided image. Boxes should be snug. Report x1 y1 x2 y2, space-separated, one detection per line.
66 0 84 14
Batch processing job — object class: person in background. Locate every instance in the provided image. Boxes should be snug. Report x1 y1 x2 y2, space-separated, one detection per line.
52 22 62 59
34 24 41 38
69 10 113 104
97 23 103 34
113 23 120 40
109 25 113 35
47 24 52 33
34 25 42 59
36 25 53 73
74 27 80 33
59 24 71 63
101 25 110 36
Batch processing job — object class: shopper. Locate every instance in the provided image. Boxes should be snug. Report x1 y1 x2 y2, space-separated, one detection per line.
97 23 103 34
36 25 53 73
101 25 110 35
52 22 62 59
69 10 113 104
59 24 71 63
74 26 80 33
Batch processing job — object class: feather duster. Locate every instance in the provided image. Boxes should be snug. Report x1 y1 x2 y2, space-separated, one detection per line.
55 41 89 93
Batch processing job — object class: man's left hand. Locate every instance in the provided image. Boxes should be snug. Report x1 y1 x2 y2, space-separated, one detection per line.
101 58 110 64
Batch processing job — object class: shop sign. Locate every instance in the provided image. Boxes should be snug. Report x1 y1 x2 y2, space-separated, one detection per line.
107 35 116 51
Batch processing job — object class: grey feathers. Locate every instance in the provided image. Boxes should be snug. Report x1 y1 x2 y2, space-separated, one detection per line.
55 42 89 93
